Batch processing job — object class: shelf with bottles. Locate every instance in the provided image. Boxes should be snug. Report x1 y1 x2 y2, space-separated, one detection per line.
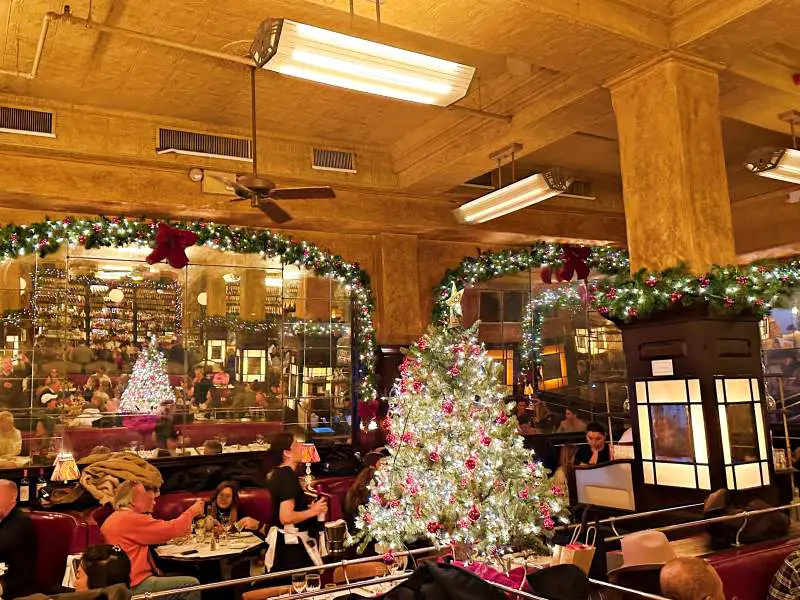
225 281 241 317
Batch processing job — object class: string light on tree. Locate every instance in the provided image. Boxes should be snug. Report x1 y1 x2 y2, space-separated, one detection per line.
119 336 174 414
353 285 567 559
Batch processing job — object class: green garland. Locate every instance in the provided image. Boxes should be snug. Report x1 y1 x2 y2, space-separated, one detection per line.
0 216 377 401
590 261 800 323
432 243 629 323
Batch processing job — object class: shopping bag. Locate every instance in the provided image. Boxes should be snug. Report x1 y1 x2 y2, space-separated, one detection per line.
557 525 596 574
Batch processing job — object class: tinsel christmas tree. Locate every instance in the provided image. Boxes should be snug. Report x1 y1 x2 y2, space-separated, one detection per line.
353 317 568 559
119 337 174 414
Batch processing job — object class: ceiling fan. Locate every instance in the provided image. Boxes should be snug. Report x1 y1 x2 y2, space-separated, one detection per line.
210 68 335 224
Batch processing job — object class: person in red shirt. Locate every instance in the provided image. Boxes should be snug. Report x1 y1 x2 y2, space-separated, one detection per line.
101 481 204 600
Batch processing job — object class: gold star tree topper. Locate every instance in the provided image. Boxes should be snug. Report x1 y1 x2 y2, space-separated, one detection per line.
445 282 464 328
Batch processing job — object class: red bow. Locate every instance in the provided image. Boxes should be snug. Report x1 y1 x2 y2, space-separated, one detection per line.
541 245 591 283
146 223 198 269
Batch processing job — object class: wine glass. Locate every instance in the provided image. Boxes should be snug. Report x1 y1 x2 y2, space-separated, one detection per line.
220 515 233 543
128 440 138 453
255 434 264 445
234 519 245 537
305 574 321 592
219 436 227 451
291 573 306 595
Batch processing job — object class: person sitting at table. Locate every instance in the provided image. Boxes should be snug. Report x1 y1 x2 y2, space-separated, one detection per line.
343 465 377 528
30 415 56 464
0 411 21 458
101 480 205 600
70 392 109 428
204 481 260 531
203 439 223 455
263 433 327 580
573 421 611 466
73 543 132 591
0 479 37 598
557 406 587 433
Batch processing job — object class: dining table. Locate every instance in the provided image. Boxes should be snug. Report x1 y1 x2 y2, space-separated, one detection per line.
155 531 264 561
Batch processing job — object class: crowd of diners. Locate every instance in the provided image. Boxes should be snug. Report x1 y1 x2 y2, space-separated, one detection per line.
0 424 794 600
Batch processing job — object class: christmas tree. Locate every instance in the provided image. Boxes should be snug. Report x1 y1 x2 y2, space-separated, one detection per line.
119 337 174 414
353 319 568 559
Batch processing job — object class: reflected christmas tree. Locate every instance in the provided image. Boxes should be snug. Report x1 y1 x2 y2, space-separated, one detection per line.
119 336 174 414
353 287 568 560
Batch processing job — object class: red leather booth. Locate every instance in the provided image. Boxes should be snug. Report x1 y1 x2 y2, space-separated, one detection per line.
708 536 800 600
153 488 274 527
314 476 356 522
30 511 88 593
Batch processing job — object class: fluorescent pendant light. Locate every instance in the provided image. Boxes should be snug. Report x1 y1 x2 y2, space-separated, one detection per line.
745 147 800 184
250 19 475 106
454 170 572 224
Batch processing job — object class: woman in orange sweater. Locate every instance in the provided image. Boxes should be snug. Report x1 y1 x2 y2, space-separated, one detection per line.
101 481 205 600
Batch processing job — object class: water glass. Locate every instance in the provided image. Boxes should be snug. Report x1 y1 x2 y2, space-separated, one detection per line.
291 573 306 594
306 574 321 591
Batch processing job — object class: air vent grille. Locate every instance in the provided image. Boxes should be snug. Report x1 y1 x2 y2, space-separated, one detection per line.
157 128 252 162
312 148 356 173
0 106 54 137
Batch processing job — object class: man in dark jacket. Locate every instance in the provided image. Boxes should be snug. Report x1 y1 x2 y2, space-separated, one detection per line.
0 479 37 597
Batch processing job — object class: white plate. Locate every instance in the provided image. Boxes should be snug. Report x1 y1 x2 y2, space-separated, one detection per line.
227 542 248 549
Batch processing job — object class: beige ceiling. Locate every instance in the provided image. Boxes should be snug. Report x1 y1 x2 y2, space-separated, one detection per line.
0 0 798 255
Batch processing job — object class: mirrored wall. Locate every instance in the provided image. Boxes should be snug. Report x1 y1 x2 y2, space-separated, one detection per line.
458 270 628 433
0 244 354 465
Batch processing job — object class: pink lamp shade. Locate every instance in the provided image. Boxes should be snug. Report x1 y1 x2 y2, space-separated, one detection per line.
300 443 320 464
51 451 80 483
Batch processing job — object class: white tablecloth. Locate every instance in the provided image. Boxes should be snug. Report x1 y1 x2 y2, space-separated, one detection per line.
156 532 263 560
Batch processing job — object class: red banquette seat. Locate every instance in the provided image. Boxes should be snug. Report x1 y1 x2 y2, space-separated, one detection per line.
709 536 800 600
30 511 88 593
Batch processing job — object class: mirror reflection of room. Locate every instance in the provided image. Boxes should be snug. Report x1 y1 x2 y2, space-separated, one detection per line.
0 245 354 466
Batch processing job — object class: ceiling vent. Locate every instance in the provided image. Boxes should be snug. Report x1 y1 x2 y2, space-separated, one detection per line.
312 148 356 173
0 106 54 137
156 128 252 162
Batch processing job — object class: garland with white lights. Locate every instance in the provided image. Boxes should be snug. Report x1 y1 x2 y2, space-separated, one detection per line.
590 262 800 322
432 243 629 323
0 216 377 401
435 246 800 380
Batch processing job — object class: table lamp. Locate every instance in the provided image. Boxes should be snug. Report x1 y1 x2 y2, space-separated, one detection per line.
51 450 80 483
300 443 320 490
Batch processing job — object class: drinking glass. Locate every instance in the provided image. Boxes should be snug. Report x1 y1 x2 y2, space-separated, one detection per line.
305 574 321 592
291 573 306 594
220 516 232 542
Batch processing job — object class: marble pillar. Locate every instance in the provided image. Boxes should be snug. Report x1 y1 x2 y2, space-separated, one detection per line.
610 56 735 273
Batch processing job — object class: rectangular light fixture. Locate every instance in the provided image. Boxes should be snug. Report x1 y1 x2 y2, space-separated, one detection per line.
453 170 572 224
745 147 800 184
250 19 475 106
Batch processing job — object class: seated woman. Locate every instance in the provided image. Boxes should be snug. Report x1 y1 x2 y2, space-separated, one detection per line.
573 421 611 466
204 481 259 531
343 465 376 528
0 411 21 457
263 433 327 579
74 543 132 591
30 415 56 464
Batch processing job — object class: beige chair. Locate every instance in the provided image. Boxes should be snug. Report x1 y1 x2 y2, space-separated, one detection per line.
333 561 387 584
241 584 292 600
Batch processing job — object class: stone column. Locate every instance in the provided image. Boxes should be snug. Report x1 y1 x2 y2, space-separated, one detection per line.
375 233 422 345
609 56 735 273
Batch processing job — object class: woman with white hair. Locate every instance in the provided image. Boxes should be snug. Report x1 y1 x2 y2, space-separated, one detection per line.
0 411 21 457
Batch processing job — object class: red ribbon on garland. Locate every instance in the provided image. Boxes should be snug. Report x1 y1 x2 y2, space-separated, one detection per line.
146 223 199 269
541 245 591 283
